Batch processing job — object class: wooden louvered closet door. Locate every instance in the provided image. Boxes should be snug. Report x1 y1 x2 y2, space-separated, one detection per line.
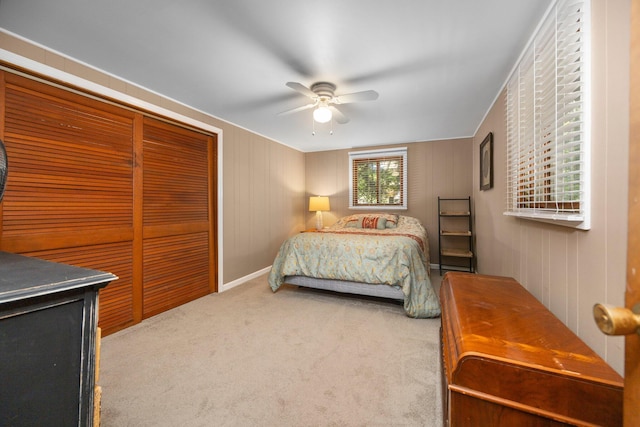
141 117 214 318
0 72 136 333
0 71 217 335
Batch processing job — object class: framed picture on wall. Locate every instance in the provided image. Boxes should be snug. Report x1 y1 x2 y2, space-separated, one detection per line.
480 132 493 191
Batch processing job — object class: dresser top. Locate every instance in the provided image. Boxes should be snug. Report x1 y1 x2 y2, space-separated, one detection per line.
440 272 623 384
440 272 623 426
0 251 116 304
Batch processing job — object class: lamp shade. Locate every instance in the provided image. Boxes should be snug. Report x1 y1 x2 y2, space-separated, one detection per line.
309 196 330 212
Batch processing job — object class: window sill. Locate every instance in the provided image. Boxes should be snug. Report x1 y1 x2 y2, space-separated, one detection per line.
503 210 590 230
349 206 407 211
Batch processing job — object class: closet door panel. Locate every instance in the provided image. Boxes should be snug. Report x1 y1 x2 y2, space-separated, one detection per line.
21 242 135 333
142 118 211 317
1 72 136 334
142 118 209 226
142 232 210 318
2 74 134 240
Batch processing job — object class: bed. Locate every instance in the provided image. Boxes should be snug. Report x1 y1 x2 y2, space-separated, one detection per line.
268 213 441 318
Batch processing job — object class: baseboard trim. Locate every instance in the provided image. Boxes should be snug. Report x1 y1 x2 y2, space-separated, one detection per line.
220 266 271 293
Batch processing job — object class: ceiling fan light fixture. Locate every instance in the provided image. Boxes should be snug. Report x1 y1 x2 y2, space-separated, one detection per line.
281 81 375 128
313 105 332 123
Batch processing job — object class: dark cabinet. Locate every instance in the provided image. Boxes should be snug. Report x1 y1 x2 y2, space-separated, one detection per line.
0 252 116 426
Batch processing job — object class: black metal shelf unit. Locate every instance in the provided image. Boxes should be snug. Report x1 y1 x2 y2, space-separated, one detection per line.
438 196 474 275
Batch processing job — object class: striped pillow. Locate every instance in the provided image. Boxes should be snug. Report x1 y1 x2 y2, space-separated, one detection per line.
343 213 398 229
360 216 386 229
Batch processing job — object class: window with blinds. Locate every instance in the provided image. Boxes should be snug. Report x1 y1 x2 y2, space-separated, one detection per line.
349 147 407 209
504 0 590 229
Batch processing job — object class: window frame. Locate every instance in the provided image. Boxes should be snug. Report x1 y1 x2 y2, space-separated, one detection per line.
348 147 408 210
504 0 591 230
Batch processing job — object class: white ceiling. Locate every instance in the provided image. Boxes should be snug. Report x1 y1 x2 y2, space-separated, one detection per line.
0 0 552 152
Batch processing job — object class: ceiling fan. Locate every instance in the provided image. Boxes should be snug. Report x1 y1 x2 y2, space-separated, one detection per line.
278 81 379 124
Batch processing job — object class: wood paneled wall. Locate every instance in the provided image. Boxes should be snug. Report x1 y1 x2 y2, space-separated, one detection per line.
304 139 473 261
471 0 630 375
0 71 217 335
221 125 305 285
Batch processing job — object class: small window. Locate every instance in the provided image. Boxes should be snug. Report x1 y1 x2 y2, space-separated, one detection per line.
349 147 407 210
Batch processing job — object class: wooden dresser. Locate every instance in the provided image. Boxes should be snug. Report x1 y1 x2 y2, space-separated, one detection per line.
440 272 623 426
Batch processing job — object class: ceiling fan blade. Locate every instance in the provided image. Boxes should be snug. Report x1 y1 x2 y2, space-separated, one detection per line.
334 90 379 104
277 102 316 116
329 106 349 124
286 82 318 99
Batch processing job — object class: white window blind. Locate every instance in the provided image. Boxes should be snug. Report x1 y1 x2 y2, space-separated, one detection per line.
349 147 407 210
504 0 590 229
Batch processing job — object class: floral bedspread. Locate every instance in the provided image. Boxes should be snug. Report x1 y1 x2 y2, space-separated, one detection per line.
268 215 441 318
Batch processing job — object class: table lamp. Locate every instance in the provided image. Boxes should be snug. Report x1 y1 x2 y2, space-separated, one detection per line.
309 196 330 230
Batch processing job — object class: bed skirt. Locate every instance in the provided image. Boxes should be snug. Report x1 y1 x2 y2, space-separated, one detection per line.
284 275 405 301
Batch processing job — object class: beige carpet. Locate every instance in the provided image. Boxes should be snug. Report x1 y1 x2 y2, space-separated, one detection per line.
100 273 444 427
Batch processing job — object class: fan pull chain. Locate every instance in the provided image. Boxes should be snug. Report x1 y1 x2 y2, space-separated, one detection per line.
311 116 334 136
